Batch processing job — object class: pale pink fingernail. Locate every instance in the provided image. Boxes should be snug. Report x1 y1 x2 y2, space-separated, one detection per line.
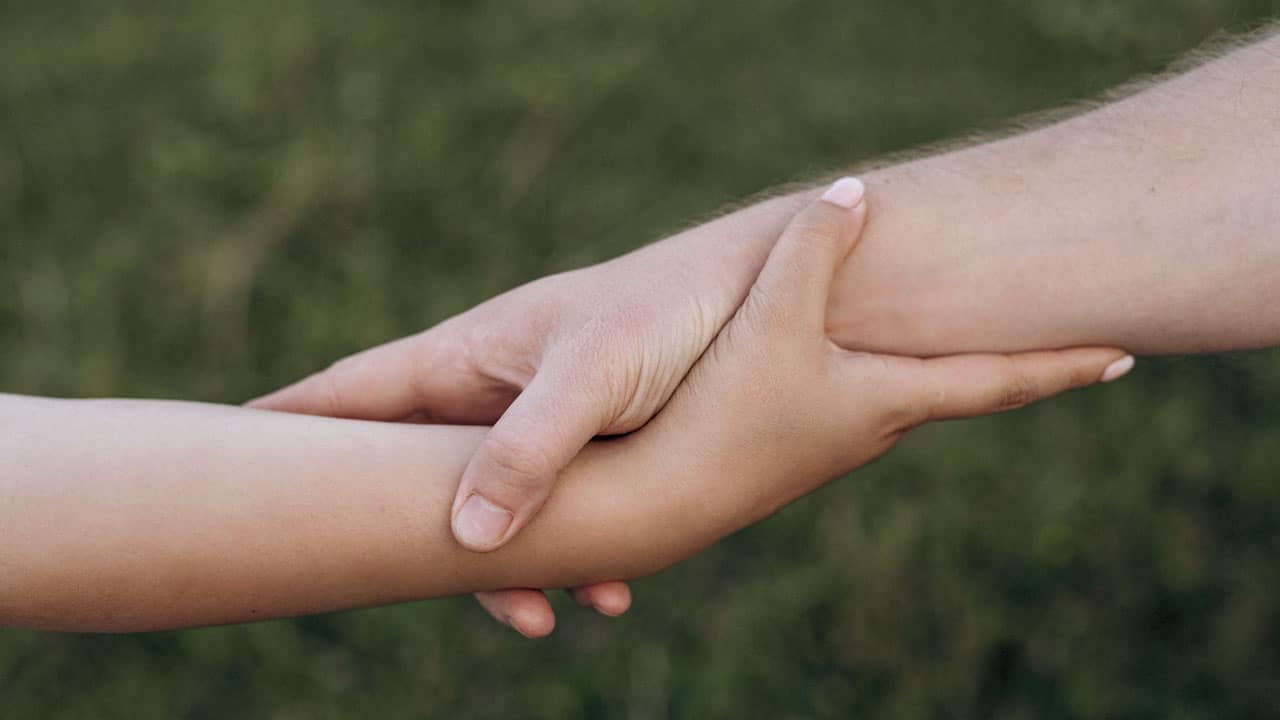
1101 355 1135 383
820 177 866 209
453 493 513 549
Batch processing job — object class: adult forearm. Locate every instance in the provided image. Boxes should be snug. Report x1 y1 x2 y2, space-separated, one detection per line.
825 33 1280 356
678 33 1280 357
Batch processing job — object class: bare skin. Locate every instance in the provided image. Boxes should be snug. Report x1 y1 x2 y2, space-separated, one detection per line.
253 32 1280 635
0 184 1131 632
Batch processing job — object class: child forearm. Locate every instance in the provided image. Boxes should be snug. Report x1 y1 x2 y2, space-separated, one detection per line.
0 395 728 632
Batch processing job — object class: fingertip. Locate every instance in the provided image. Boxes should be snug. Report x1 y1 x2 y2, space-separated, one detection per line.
819 176 869 242
244 389 286 410
478 589 557 638
241 370 344 417
511 606 556 639
819 176 866 209
451 492 516 552
592 583 633 617
571 582 632 617
1100 354 1136 383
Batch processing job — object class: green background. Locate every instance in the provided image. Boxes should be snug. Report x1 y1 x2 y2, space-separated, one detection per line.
4 1 1280 717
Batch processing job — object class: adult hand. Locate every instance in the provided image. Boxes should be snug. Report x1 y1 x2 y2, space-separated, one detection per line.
249 198 795 636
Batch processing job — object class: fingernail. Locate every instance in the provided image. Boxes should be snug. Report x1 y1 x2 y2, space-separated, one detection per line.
1100 355 1135 383
820 176 865 209
454 494 514 549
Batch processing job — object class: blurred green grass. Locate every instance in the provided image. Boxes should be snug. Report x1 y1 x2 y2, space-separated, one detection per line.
4 1 1280 717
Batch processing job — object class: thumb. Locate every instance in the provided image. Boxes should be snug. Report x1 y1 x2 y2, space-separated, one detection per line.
451 363 609 551
749 177 868 335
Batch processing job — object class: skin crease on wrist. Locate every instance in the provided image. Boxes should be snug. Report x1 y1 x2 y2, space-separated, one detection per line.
0 181 1133 633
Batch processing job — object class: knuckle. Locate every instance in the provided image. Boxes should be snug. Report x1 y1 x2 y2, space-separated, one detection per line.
793 202 847 239
460 321 534 389
321 372 344 417
739 286 800 339
997 373 1039 411
481 433 558 494
792 219 840 250
318 357 360 416
1070 359 1102 389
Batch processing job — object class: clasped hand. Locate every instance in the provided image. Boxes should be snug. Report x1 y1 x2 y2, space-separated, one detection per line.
251 178 1128 637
